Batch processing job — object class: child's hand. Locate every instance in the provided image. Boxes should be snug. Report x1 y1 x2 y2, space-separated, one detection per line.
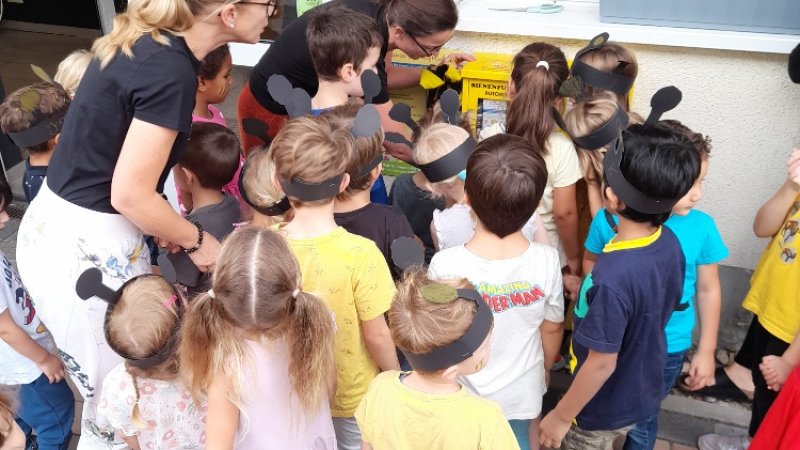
760 355 793 391
384 141 414 164
562 274 582 300
787 148 800 191
539 410 571 449
37 352 65 383
684 349 715 390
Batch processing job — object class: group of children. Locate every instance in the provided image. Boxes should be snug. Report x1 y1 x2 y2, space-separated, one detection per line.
0 3 799 450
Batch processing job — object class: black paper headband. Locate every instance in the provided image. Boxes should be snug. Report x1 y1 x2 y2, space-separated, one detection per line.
75 269 182 369
237 152 291 217
558 77 629 151
389 236 493 371
604 86 684 214
418 136 476 183
7 65 69 149
570 33 635 95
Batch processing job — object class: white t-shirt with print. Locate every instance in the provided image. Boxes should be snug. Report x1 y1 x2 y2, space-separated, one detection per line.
480 125 582 265
433 203 542 251
0 251 57 384
428 242 564 419
97 363 207 449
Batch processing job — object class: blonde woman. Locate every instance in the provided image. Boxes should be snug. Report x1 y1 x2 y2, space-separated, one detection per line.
16 1 272 447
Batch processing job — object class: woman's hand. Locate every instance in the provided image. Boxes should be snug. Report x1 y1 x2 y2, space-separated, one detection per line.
442 52 476 69
187 232 221 273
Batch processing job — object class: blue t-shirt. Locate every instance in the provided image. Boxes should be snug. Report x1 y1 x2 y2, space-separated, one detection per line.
23 160 47 203
572 227 685 431
585 208 728 352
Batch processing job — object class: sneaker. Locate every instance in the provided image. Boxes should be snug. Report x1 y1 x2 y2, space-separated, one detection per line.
697 434 750 450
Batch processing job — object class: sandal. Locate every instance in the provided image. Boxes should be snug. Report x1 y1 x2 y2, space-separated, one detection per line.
678 367 752 402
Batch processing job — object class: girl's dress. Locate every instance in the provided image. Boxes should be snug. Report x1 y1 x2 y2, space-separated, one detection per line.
236 339 337 450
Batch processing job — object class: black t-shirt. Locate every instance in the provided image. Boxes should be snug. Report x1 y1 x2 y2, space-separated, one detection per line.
388 174 445 263
250 0 391 114
47 32 199 213
334 203 414 278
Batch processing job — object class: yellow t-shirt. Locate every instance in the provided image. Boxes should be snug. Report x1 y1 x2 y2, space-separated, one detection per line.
355 371 520 450
281 226 396 417
742 197 800 343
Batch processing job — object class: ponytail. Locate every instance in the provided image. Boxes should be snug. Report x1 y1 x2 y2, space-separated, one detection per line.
179 292 246 403
130 373 146 429
92 0 202 69
287 291 335 412
505 43 568 155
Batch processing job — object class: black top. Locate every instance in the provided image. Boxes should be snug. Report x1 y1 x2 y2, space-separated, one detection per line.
168 194 241 291
388 174 444 264
334 202 414 278
250 0 391 114
47 32 200 213
23 160 47 203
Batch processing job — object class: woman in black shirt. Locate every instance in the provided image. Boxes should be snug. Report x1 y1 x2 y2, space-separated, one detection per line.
16 1 273 447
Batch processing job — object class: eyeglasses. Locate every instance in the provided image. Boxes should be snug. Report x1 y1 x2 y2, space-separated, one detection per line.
408 34 444 57
238 0 279 17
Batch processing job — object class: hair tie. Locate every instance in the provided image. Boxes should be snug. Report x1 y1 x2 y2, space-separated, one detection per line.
207 289 216 299
536 60 550 71
162 294 177 309
292 288 300 299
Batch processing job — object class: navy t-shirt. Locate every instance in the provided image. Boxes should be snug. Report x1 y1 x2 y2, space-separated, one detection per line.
250 0 390 114
23 160 47 203
571 226 685 431
47 32 199 213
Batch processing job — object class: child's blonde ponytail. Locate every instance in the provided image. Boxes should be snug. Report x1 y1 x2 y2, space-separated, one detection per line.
92 0 201 69
287 291 336 411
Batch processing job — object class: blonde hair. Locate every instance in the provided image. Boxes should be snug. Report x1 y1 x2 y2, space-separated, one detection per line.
105 275 182 429
54 49 93 97
413 123 469 198
241 146 288 226
389 267 477 372
321 103 385 200
92 0 218 69
180 228 335 414
412 103 474 142
270 116 353 207
576 42 638 110
0 387 17 447
563 91 620 186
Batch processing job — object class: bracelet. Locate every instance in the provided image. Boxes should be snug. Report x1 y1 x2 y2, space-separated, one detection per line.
181 221 204 254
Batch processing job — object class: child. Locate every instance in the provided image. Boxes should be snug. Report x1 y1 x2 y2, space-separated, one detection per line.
168 122 241 294
181 227 336 449
563 91 628 217
698 148 800 450
97 274 206 449
428 134 564 450
0 387 26 449
571 33 638 111
307 4 388 204
582 120 727 450
324 103 415 277
54 49 93 99
480 43 582 276
418 124 548 250
270 115 399 449
355 267 519 450
539 123 700 450
0 172 74 450
239 146 291 228
193 44 232 127
0 82 70 202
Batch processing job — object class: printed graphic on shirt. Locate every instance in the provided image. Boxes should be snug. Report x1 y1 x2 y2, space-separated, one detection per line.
2 255 44 334
477 280 545 314
780 201 799 264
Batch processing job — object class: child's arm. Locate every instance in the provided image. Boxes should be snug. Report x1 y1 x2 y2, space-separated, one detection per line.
587 181 603 218
362 315 400 371
553 184 580 275
540 320 564 384
539 350 618 448
205 377 239 450
684 264 721 390
117 432 141 450
753 149 800 237
582 251 598 276
361 441 374 450
0 310 64 383
430 221 440 251
760 331 800 391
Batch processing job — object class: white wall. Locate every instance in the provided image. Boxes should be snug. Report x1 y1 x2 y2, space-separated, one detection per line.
450 31 800 269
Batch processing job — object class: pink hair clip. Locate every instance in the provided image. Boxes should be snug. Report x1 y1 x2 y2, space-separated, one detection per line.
163 294 178 309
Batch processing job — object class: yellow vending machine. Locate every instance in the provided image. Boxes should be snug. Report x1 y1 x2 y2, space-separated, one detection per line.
460 53 513 136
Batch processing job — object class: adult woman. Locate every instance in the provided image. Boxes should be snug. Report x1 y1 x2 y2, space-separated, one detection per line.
16 1 271 447
238 0 470 162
